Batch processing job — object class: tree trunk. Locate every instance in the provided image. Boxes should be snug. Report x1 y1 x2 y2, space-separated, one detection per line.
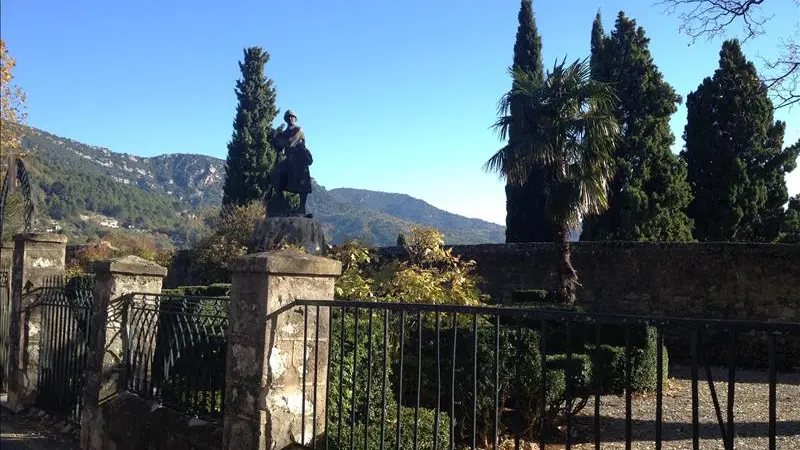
555 225 578 304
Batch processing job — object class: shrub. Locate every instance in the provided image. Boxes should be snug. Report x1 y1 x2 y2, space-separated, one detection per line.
511 289 551 303
544 353 593 420
630 326 669 392
328 228 487 306
190 201 262 283
328 404 451 450
585 327 669 394
397 323 542 444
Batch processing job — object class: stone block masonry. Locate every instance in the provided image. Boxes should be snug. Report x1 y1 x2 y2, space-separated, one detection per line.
6 233 67 412
381 241 800 321
223 249 341 450
80 255 167 450
380 241 800 369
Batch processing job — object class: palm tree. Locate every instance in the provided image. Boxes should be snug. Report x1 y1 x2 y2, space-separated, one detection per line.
485 58 619 303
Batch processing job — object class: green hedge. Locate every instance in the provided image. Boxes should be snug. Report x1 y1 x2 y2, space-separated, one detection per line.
161 283 231 297
395 315 667 444
327 309 451 450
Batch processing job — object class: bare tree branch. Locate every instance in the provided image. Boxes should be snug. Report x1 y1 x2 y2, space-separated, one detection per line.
659 0 800 108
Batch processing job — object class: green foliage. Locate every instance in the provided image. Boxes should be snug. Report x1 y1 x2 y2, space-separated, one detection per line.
780 193 800 243
222 47 279 207
682 40 795 242
580 11 694 242
327 309 451 450
504 0 552 243
586 327 669 395
510 289 550 303
486 58 620 302
329 227 487 307
400 323 542 444
164 284 231 297
190 201 263 283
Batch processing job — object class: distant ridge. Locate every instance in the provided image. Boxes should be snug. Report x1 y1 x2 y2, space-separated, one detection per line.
19 127 506 246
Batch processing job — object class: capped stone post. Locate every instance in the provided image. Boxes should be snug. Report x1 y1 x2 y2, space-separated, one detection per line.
6 233 67 411
80 255 167 450
223 249 341 450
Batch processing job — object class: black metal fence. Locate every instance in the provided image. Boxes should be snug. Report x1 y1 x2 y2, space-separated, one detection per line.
120 293 229 419
274 299 800 450
0 261 10 392
34 275 95 423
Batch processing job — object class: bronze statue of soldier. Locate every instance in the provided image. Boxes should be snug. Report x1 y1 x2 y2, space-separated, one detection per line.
269 110 313 217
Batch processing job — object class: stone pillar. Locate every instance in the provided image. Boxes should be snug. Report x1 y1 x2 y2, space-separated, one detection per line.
223 250 341 450
6 233 67 411
80 256 167 450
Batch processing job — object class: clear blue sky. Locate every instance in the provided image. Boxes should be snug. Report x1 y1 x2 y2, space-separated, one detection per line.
2 0 798 225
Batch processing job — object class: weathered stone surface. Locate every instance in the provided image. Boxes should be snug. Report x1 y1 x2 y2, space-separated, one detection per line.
250 216 327 255
379 241 800 320
233 249 342 276
81 256 167 450
7 233 67 412
93 255 168 277
224 251 338 450
13 233 68 244
379 241 800 368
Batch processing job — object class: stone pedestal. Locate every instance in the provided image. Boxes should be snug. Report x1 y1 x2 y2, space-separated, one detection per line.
223 250 341 450
7 233 67 411
251 216 327 255
81 256 167 450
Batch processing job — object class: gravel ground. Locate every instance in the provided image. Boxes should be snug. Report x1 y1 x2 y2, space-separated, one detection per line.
563 365 800 449
0 407 79 450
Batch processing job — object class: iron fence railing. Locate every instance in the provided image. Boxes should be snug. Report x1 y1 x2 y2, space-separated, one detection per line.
120 293 229 419
268 299 800 450
32 275 95 424
0 261 10 392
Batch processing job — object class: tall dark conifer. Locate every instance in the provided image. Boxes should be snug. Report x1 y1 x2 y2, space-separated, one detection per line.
504 0 552 242
222 47 279 207
580 12 694 242
682 40 796 242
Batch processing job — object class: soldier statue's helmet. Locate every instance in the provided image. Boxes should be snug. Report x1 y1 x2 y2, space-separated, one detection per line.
284 110 297 121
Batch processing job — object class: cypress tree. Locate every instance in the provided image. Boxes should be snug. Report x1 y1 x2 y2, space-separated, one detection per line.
222 47 279 207
590 11 605 72
682 40 795 242
504 0 552 243
780 192 800 243
580 12 694 242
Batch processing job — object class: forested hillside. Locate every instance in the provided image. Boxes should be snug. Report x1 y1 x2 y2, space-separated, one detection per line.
18 127 505 246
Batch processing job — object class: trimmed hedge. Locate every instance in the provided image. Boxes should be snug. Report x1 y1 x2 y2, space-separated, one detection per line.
161 283 231 297
396 313 668 444
327 309 451 450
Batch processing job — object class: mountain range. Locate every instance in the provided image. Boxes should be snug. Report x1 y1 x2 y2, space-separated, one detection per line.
17 127 506 246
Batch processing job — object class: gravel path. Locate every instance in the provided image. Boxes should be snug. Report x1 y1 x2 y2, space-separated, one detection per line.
564 365 800 449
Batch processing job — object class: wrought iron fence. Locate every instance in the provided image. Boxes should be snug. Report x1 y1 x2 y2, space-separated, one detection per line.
120 293 229 419
0 261 10 392
271 299 800 450
33 275 95 424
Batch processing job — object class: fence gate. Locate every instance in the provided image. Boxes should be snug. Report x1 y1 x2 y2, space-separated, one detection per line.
0 262 10 392
34 277 94 423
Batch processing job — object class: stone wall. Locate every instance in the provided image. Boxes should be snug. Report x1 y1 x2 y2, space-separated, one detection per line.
381 242 800 369
381 241 800 321
99 392 222 450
